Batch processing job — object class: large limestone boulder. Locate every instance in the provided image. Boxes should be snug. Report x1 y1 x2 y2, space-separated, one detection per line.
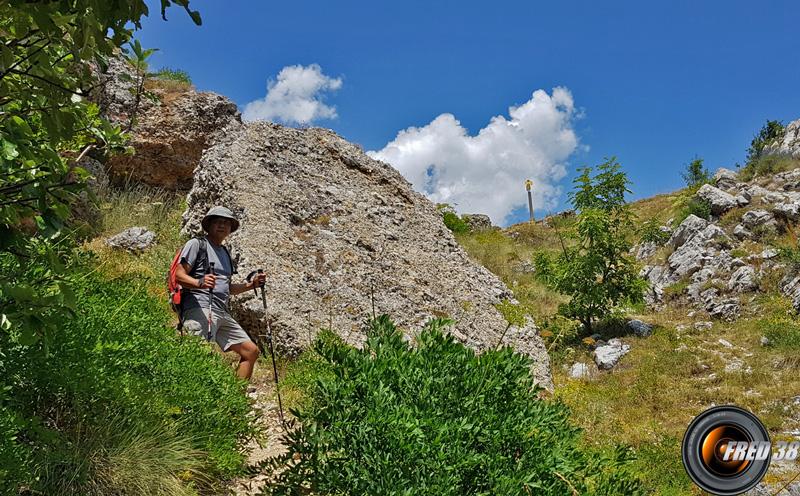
181 122 553 389
763 119 800 159
95 58 242 189
696 184 738 215
713 168 738 191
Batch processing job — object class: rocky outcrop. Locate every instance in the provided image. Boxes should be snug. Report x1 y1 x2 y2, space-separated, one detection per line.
696 184 737 215
462 214 493 232
95 58 242 189
763 119 800 159
106 227 156 252
181 122 553 389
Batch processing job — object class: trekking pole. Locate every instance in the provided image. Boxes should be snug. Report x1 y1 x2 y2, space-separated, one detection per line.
247 269 287 429
207 262 215 341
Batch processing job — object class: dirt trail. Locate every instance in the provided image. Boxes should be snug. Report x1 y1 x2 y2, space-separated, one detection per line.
230 367 290 496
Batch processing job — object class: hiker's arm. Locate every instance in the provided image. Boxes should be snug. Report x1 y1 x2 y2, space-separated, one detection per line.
230 272 267 296
176 263 216 289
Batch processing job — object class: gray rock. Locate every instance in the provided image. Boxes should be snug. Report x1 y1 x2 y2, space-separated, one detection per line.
741 209 778 232
180 122 553 389
773 201 800 221
667 214 708 250
706 297 741 321
734 194 750 207
627 319 653 337
105 227 156 252
763 118 800 159
760 336 771 346
696 184 738 215
568 362 593 380
760 248 779 259
634 241 658 260
728 266 758 293
593 338 630 370
780 272 800 313
718 338 734 348
694 321 713 331
713 168 739 190
733 224 752 240
462 214 493 232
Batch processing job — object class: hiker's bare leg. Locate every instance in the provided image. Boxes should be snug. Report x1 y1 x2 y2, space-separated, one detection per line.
229 341 260 380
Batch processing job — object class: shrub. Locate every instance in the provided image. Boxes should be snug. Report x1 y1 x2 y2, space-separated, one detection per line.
263 316 643 495
674 197 712 225
738 155 800 182
436 203 469 233
746 120 785 165
152 67 193 84
681 157 710 187
637 219 670 246
0 255 255 493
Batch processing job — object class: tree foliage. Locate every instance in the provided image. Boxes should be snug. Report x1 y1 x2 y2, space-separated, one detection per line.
746 119 785 164
681 157 709 187
534 158 645 333
264 315 643 495
0 0 199 347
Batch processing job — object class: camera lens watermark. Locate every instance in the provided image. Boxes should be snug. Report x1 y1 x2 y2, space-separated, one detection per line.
682 406 772 495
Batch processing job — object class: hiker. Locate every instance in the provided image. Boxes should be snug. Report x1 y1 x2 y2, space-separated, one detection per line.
174 206 265 381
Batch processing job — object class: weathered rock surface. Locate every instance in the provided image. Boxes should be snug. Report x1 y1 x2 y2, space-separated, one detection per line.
696 184 738 215
96 58 242 189
593 338 630 370
626 319 653 337
462 214 493 232
568 362 595 380
181 122 553 389
713 168 739 191
105 226 156 252
763 119 800 159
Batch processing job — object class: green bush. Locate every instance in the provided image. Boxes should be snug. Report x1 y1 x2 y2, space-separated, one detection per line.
0 254 255 494
637 219 670 246
674 197 711 225
437 203 470 233
681 157 710 187
263 316 643 495
738 155 800 182
151 67 193 84
746 120 785 165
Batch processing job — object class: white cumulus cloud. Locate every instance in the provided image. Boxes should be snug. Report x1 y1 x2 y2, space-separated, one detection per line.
243 64 343 124
368 87 580 226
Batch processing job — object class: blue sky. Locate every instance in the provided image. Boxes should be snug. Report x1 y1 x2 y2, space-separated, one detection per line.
136 0 800 225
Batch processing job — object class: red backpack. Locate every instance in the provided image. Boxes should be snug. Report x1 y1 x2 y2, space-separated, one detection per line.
167 238 209 328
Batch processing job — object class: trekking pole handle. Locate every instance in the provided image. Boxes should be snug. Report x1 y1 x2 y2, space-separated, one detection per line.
246 269 266 293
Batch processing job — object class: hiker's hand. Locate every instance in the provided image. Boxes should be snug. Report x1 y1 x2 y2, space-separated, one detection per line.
251 272 267 288
199 274 217 289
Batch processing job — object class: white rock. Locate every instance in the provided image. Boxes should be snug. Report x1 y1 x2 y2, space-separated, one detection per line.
773 202 800 221
593 339 631 370
718 338 734 348
697 184 738 215
713 168 739 190
569 362 593 380
728 266 758 293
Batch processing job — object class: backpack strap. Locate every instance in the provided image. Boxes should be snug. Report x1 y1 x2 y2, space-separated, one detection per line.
196 236 210 275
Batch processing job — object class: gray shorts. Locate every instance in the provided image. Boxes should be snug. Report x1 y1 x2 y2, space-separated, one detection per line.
182 306 252 352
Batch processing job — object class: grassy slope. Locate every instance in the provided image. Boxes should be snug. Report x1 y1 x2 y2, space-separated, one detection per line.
455 185 800 494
